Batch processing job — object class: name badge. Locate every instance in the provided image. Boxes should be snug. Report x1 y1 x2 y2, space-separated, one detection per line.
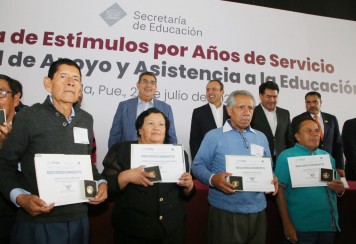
73 127 89 144
250 144 264 156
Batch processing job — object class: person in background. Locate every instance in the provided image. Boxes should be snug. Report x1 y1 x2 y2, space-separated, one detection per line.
251 81 294 167
189 80 229 160
102 108 194 244
342 118 356 180
0 74 20 243
0 74 20 149
108 72 177 149
12 78 28 113
292 91 344 176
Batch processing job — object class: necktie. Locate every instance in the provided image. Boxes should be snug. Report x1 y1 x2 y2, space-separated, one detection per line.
313 115 324 141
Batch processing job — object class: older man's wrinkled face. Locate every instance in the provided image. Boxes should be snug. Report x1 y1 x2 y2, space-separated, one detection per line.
227 95 254 131
295 120 320 150
44 64 82 105
0 79 19 122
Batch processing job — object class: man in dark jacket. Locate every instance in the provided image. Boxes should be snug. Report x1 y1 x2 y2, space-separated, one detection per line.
0 59 107 244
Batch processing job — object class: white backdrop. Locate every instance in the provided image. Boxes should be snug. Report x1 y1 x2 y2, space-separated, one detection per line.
1 0 356 171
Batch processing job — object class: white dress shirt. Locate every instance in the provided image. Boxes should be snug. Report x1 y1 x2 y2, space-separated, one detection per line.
209 103 224 128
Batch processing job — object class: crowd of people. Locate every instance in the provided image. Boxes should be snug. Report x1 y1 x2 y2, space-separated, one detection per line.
0 58 353 244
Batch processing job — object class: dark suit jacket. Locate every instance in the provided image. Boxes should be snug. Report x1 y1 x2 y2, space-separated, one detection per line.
342 118 356 178
251 104 294 160
0 116 17 243
292 112 344 169
189 103 229 160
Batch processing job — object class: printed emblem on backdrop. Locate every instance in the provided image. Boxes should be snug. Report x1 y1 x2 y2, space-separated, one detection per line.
100 3 127 27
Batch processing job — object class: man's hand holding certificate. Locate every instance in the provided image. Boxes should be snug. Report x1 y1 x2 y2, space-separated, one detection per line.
225 155 274 192
131 144 186 183
288 154 333 188
34 154 95 206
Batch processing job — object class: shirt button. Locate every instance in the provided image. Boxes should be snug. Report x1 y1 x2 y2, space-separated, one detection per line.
55 112 60 116
63 122 67 126
159 197 164 202
159 216 163 221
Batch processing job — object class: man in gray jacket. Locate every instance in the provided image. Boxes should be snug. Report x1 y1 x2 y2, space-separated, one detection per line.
0 59 107 243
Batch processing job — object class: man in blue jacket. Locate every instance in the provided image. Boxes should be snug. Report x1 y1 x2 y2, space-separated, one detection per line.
108 72 177 148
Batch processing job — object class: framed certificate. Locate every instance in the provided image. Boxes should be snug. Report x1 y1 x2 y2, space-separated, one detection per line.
225 155 274 192
287 154 332 188
34 154 94 206
131 144 186 183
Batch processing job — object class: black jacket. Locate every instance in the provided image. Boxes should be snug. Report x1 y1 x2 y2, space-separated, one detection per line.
102 141 194 239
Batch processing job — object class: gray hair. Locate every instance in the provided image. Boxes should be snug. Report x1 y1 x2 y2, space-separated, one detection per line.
226 90 256 107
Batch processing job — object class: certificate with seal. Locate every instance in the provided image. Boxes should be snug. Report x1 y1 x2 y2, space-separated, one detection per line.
131 144 186 183
287 154 332 188
225 155 274 192
34 154 94 206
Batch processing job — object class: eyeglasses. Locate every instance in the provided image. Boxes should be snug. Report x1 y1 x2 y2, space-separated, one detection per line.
140 79 156 86
239 132 249 149
0 89 14 98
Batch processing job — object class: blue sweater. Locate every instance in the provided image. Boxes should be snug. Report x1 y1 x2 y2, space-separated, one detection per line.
192 120 271 214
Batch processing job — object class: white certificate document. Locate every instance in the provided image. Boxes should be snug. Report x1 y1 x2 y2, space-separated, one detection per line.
131 144 186 183
288 154 332 188
34 154 94 206
225 155 274 192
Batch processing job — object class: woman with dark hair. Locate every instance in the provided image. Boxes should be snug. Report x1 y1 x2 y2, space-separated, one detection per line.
102 107 195 244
